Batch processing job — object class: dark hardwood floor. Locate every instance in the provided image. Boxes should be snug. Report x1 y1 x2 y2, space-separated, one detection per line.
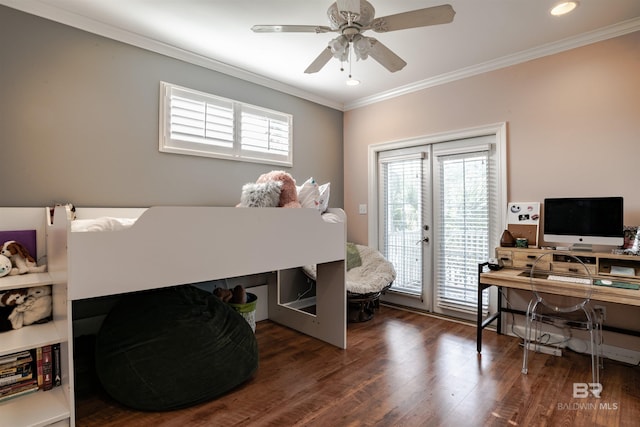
76 306 640 426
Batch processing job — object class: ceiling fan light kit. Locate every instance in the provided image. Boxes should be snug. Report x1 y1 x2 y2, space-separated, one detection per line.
251 1 455 80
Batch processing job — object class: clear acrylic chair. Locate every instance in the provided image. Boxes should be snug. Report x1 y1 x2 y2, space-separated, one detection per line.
521 252 603 386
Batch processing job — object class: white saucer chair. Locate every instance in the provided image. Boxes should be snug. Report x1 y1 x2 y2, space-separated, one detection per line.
304 243 396 322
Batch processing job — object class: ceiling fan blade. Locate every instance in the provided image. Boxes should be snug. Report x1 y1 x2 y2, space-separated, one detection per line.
251 25 333 33
369 4 455 33
304 47 333 74
367 38 407 72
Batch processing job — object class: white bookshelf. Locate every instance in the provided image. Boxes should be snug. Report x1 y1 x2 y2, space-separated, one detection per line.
0 387 70 427
0 208 70 426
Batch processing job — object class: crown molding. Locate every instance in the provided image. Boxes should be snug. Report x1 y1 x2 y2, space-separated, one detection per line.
344 17 640 111
0 0 344 111
3 1 639 113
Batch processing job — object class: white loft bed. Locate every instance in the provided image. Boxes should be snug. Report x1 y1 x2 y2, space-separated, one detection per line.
48 205 347 349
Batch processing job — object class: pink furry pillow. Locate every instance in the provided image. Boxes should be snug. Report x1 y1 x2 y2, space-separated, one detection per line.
238 181 282 207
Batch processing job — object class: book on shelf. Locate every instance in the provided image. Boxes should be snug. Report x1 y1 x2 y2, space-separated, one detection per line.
0 343 60 399
0 352 33 370
0 370 33 387
0 378 39 402
35 347 44 388
0 361 32 379
41 344 53 391
0 356 33 387
0 350 32 366
52 342 61 387
0 350 34 399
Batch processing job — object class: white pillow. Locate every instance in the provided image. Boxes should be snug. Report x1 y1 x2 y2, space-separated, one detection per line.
297 178 331 212
317 182 330 213
297 177 320 209
239 181 282 207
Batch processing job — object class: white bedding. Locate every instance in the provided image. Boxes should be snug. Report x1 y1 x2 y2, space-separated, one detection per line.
71 217 137 232
70 209 343 233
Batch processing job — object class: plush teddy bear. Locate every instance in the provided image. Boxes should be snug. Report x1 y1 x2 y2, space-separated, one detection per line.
0 240 47 275
213 287 233 302
255 170 301 208
0 288 28 307
213 285 247 304
0 254 12 278
8 285 52 329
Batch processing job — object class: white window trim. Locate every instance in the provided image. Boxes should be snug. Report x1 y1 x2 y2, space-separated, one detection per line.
159 81 293 167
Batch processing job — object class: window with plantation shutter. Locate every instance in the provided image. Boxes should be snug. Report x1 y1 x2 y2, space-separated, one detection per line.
240 105 291 164
160 82 292 166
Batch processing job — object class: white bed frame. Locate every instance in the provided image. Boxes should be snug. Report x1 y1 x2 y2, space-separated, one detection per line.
1 205 345 426
50 205 347 348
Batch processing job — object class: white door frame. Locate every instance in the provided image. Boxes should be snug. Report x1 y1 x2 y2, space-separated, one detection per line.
367 122 508 313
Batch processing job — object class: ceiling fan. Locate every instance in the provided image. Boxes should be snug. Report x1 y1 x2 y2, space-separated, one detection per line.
251 1 455 74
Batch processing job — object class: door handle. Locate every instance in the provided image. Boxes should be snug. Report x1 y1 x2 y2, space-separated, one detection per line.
416 237 429 244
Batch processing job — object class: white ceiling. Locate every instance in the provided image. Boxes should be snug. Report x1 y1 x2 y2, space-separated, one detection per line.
4 0 640 110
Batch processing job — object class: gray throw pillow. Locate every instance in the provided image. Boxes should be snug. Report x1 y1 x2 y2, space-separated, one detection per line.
239 181 282 207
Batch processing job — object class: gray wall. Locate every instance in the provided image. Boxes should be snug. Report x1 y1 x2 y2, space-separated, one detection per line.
0 5 343 208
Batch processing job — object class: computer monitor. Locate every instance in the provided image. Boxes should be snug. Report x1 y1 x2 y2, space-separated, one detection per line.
543 197 624 249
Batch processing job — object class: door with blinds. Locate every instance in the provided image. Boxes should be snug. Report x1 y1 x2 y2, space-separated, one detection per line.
377 148 432 311
377 135 501 320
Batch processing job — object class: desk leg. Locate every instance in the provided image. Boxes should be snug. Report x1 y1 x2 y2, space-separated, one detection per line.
477 262 487 353
477 281 483 353
477 263 504 353
497 286 502 335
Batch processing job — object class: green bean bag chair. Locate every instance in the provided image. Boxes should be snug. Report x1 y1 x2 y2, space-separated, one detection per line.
95 285 258 411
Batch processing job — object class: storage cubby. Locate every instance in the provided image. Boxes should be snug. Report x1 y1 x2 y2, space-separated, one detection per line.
598 256 640 279
0 208 70 427
496 247 640 283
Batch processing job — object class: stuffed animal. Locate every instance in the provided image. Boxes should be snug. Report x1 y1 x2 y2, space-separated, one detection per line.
0 240 47 275
0 254 12 277
49 203 76 223
213 287 233 302
0 288 28 307
0 288 28 332
255 170 301 208
214 285 247 304
8 285 52 329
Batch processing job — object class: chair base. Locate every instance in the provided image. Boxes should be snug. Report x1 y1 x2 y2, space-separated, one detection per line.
347 292 379 322
347 284 392 323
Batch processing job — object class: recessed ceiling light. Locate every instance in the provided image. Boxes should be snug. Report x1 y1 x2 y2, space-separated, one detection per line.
550 1 579 16
346 78 360 86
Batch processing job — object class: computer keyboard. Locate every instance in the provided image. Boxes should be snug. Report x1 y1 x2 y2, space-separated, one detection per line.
547 275 591 285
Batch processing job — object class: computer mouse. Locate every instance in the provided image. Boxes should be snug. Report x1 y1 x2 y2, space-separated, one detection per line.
601 279 612 285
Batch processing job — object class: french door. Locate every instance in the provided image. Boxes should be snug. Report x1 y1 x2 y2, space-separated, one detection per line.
377 147 432 311
372 126 506 320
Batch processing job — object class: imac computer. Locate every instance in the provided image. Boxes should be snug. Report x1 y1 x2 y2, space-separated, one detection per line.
543 197 624 250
